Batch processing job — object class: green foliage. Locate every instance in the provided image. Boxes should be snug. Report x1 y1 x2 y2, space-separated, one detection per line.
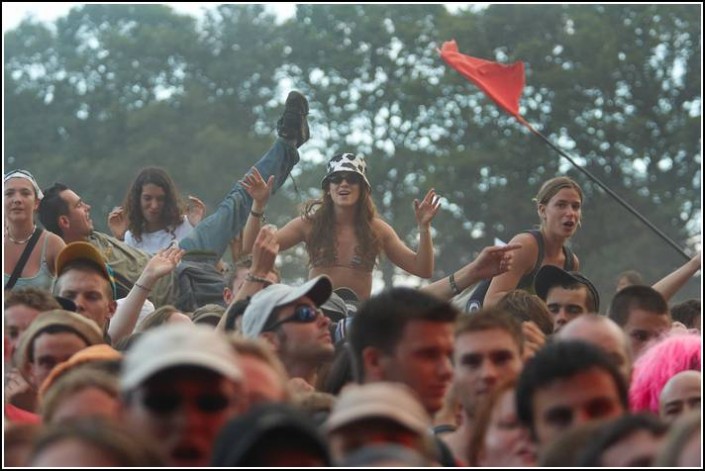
4 4 701 302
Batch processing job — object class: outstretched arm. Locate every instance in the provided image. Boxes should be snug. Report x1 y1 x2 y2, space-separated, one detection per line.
108 247 184 343
652 252 701 302
380 189 441 278
421 244 521 300
484 233 539 307
241 167 275 254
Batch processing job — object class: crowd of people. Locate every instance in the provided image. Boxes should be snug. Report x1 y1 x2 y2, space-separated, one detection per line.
4 91 702 467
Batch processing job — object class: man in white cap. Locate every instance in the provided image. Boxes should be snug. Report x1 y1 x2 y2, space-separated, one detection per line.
241 275 335 388
120 324 245 467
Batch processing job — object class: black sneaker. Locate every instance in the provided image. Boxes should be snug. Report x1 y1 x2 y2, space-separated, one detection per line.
277 91 309 148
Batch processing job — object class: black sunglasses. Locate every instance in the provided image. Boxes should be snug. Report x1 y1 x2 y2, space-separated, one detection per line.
328 172 362 185
264 304 321 331
142 393 230 415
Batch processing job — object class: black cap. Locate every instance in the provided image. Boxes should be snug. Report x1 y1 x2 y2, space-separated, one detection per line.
534 265 600 312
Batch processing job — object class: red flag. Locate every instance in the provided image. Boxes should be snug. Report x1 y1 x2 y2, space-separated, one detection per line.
439 40 525 119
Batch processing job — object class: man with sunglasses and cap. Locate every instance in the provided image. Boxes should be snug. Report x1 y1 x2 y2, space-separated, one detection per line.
240 153 441 301
241 275 335 389
534 264 600 333
120 324 245 467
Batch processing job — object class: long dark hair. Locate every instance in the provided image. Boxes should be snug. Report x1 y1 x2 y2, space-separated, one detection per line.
123 167 183 242
304 183 381 270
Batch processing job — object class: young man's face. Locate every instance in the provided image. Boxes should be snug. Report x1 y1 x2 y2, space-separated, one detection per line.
265 296 334 367
546 285 589 332
58 189 94 241
623 308 671 358
5 304 41 359
376 320 454 414
531 367 625 448
122 368 243 467
55 268 116 331
453 328 523 415
30 331 88 388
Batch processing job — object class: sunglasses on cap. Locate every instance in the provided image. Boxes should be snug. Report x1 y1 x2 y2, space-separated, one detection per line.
264 304 321 331
142 392 231 415
328 172 363 185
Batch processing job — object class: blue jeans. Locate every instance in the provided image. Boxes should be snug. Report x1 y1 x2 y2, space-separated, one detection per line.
178 138 299 258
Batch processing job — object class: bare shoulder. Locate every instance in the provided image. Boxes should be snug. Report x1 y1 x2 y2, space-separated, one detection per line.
45 231 67 252
509 232 540 269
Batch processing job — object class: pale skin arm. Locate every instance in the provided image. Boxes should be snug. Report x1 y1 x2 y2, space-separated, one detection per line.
421 244 521 300
652 252 701 302
379 189 441 278
241 167 274 253
108 246 184 343
484 232 540 307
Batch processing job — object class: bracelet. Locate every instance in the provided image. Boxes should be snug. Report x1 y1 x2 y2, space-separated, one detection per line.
250 210 265 218
134 282 152 293
245 273 272 286
448 273 461 296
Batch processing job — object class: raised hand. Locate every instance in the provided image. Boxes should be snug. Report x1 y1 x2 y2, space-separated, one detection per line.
107 206 128 240
186 195 207 226
251 224 279 278
241 167 274 207
143 246 185 281
413 188 442 228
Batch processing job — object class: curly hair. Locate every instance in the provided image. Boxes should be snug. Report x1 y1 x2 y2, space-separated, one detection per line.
123 167 184 242
304 184 381 270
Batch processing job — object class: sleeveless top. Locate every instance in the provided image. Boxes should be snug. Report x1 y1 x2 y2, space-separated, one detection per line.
466 229 575 311
3 231 54 291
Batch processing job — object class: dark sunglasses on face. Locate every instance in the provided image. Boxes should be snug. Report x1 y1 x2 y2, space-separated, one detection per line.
264 304 321 331
142 393 230 415
328 172 362 185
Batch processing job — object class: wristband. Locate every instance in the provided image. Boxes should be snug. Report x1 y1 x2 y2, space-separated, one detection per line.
449 273 461 296
245 273 272 286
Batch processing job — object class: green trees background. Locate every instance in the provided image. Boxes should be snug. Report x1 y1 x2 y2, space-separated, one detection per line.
5 4 701 303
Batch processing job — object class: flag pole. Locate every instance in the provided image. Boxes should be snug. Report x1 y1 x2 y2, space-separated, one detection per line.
518 117 690 261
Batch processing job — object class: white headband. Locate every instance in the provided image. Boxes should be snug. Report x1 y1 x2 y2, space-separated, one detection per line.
4 170 44 200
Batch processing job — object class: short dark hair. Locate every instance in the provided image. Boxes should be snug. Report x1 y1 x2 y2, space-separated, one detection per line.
349 287 459 382
608 285 669 327
38 183 70 237
5 287 61 312
516 341 629 436
670 299 701 329
550 281 599 313
577 413 668 466
455 307 524 354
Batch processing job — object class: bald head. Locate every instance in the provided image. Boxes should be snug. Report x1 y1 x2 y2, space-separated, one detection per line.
659 370 701 424
556 314 632 382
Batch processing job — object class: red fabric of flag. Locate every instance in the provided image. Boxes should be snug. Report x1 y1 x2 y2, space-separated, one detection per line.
439 40 525 119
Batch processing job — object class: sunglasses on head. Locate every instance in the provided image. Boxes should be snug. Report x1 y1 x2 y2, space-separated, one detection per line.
328 172 362 185
264 304 321 331
142 393 230 415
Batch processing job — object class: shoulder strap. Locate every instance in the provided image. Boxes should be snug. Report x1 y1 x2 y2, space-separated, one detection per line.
5 228 44 290
527 229 545 274
563 245 576 271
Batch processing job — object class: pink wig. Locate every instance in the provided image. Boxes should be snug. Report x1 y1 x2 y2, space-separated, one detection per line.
629 332 701 413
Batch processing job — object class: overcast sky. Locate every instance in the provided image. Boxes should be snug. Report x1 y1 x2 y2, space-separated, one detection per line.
2 3 477 33
2 3 298 32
